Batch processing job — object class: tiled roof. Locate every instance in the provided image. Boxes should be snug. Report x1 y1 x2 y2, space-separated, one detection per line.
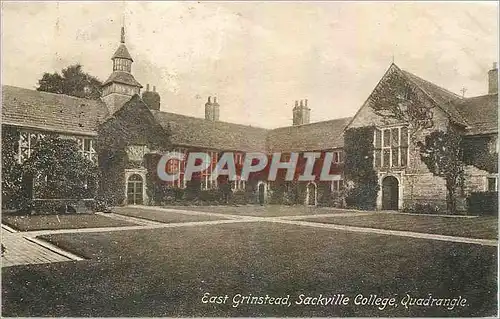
454 93 498 135
402 70 468 125
267 117 352 152
102 71 142 88
151 110 269 152
112 44 133 61
1 85 108 136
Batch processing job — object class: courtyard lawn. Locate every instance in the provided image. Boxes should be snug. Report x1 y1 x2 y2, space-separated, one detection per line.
162 204 351 217
2 222 496 317
300 213 498 240
113 206 229 223
1 213 135 231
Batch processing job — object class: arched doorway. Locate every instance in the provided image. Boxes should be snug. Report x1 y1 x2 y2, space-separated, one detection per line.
306 182 317 206
382 176 399 210
258 183 266 205
127 174 144 205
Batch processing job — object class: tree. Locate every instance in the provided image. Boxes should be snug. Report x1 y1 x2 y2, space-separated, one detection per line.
22 136 99 200
369 67 434 138
418 130 464 214
37 64 102 100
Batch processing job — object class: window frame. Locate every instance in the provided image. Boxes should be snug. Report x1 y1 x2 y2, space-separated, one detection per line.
332 150 344 164
374 126 409 169
487 176 498 192
330 179 344 193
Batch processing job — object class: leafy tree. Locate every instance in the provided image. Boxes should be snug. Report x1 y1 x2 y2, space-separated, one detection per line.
418 130 464 214
37 64 102 100
369 67 434 137
22 136 99 200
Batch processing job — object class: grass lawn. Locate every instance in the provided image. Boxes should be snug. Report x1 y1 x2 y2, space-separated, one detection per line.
2 222 496 317
300 213 498 240
1 214 135 231
113 206 229 223
162 204 350 217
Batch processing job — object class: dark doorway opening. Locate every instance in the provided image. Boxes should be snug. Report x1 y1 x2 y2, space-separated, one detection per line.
382 176 399 210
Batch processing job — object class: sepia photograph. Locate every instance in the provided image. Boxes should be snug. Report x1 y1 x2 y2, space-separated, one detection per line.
0 1 498 317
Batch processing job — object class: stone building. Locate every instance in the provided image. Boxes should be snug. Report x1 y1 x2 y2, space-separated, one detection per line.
1 27 497 210
345 63 498 210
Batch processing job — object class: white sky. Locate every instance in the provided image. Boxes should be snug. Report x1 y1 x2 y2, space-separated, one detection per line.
1 1 498 128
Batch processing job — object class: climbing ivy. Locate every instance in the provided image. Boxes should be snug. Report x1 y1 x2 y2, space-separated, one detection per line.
343 126 380 210
461 136 498 173
417 130 465 215
369 66 434 138
1 126 25 209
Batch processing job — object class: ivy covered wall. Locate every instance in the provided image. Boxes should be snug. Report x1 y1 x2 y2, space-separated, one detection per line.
343 126 379 210
97 95 171 206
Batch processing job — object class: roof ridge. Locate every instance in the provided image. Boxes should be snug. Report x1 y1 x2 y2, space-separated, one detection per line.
271 116 353 131
461 93 498 100
152 110 270 131
400 69 468 126
401 69 462 99
2 84 104 104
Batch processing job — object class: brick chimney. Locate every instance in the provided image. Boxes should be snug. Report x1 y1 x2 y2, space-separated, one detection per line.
292 99 311 126
488 62 498 94
212 96 220 121
142 83 161 110
205 96 213 120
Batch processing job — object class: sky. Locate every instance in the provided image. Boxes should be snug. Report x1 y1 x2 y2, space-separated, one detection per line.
1 1 498 128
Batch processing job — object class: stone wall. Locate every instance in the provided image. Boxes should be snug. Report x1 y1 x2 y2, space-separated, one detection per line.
403 173 448 210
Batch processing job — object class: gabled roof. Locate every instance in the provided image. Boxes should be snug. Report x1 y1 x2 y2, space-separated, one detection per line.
267 117 352 152
401 70 468 126
102 71 142 88
112 44 133 61
151 110 269 152
1 85 108 136
454 93 498 135
344 63 471 132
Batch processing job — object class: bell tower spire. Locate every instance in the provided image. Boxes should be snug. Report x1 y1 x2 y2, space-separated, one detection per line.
121 26 125 43
101 25 142 114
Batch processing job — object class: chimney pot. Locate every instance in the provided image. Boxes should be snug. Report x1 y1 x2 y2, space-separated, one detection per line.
300 100 304 107
153 86 156 92
214 97 217 103
305 99 308 107
295 100 298 107
208 96 212 103
488 62 498 94
146 84 150 91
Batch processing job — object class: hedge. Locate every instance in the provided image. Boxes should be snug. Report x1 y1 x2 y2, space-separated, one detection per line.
467 192 498 216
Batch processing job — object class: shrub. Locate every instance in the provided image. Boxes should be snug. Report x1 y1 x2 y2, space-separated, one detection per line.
230 190 249 205
25 199 97 215
184 180 201 201
467 192 498 216
402 202 443 215
2 127 30 210
22 136 99 200
95 195 112 213
199 189 221 204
